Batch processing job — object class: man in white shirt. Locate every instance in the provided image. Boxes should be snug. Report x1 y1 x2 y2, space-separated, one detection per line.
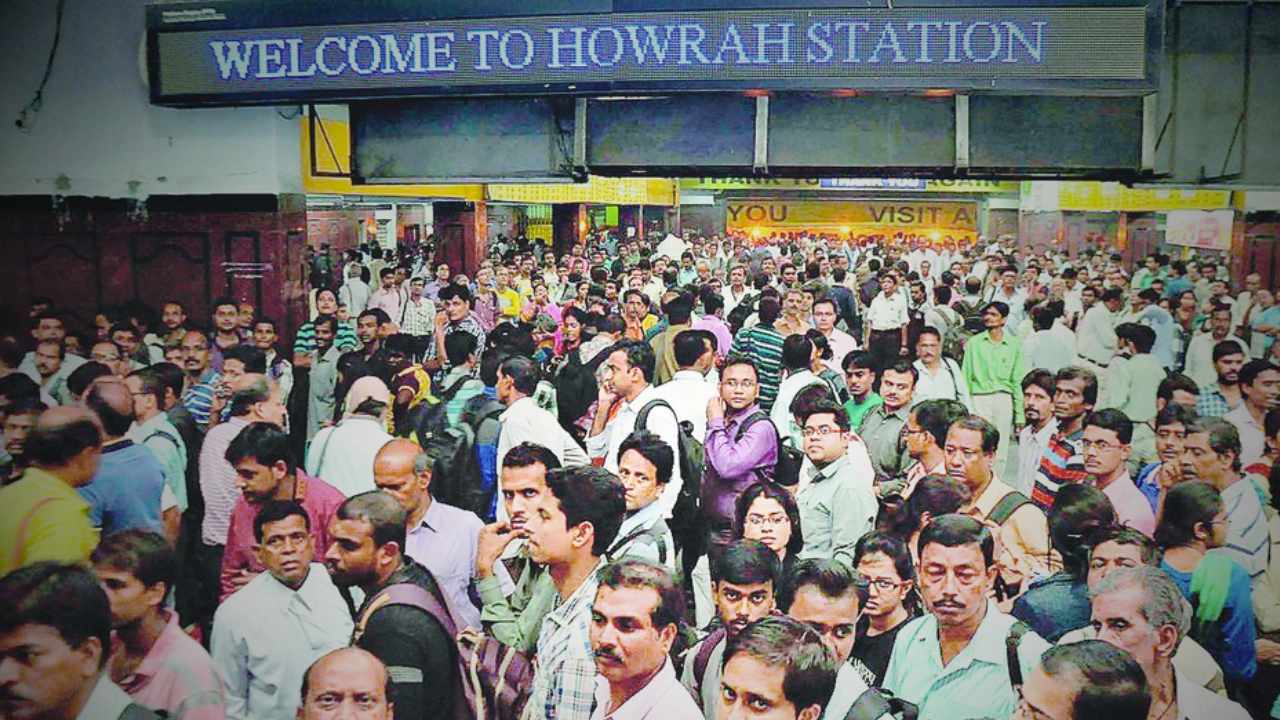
1017 370 1059 497
1223 359 1280 467
813 298 858 373
864 272 909 370
211 501 352 720
586 341 684 516
722 264 754 319
911 327 971 410
1076 287 1124 385
338 263 370 317
1184 303 1250 389
304 378 393 497
650 330 717 443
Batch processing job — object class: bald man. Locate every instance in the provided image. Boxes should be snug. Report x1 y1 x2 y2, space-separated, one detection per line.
79 377 168 537
299 648 394 720
373 438 510 630
0 406 103 574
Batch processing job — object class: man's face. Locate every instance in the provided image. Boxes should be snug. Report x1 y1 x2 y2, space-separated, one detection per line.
500 463 548 536
252 322 277 351
1215 352 1244 385
730 267 746 287
33 318 65 344
233 457 283 504
1181 431 1231 483
33 344 61 379
238 304 255 329
783 292 805 317
801 413 849 466
624 294 646 319
526 494 578 566
845 366 875 398
1154 421 1186 464
1086 541 1146 592
380 273 395 290
324 517 379 588
0 624 101 720
1082 425 1130 479
443 296 469 322
3 412 36 458
781 267 797 286
590 586 673 690
1023 385 1052 428
410 279 425 300
355 316 378 345
713 579 775 636
944 426 993 492
788 586 858 665
719 653 811 720
214 304 239 332
904 410 935 460
111 329 139 356
1082 288 1097 307
981 306 1005 330
604 350 640 398
257 514 314 589
383 350 410 376
1053 377 1091 424
617 449 664 512
720 364 760 412
436 264 451 282
1168 389 1197 412
812 303 836 333
1243 368 1280 411
879 276 897 297
1210 310 1231 338
298 656 393 720
95 566 161 629
496 268 510 288
373 461 427 519
918 541 994 630
879 369 914 411
1091 586 1163 678
909 285 925 306
221 358 247 386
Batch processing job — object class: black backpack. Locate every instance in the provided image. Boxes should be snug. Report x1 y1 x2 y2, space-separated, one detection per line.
737 411 802 486
636 399 704 555
727 293 760 336
414 387 505 517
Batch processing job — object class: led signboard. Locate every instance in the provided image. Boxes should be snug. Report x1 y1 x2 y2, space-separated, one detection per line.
149 4 1156 105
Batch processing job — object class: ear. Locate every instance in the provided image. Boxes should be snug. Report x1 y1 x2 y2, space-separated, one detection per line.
74 636 104 678
272 460 290 482
1154 623 1180 660
658 623 678 653
571 521 595 551
143 581 168 609
797 704 824 720
377 541 402 566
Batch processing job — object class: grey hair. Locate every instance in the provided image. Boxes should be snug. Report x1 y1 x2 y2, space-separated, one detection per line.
412 451 432 475
1091 566 1190 644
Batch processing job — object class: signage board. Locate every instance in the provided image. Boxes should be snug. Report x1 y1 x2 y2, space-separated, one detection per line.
149 2 1158 105
680 178 1020 193
725 199 978 235
1165 210 1234 251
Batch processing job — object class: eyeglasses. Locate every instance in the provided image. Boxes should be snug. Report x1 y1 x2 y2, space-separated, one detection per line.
722 380 757 390
865 577 904 593
802 426 842 439
1080 439 1126 453
745 513 789 528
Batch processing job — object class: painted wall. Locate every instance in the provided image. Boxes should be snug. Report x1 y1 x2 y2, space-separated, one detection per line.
0 0 300 199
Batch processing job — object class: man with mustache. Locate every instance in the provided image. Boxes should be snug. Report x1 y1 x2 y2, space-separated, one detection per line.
1194 341 1247 419
606 431 676 570
588 559 702 720
882 514 1051 719
681 539 781 719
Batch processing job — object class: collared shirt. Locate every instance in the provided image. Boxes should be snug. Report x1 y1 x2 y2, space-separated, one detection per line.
970 476 1055 577
211 565 353 720
1031 428 1086 511
1195 384 1240 418
586 385 683 517
912 358 972 411
198 416 250 546
770 369 828 448
961 330 1026 424
79 439 166 537
823 663 892 720
650 369 717 444
399 295 436 337
867 291 908 331
405 499 497 631
1098 471 1156 536
1102 353 1164 423
308 345 343 439
77 675 135 720
1221 478 1269 579
367 286 403 322
496 396 590 520
606 500 676 571
1224 403 1267 467
591 658 702 720
0 466 98 576
304 415 392 498
425 315 488 371
528 561 604 720
702 406 780 534
219 472 345 602
115 610 226 720
987 286 1029 331
477 551 558 654
860 403 912 480
796 455 877 568
338 278 371 316
1016 419 1058 498
128 413 189 512
822 328 860 373
1184 334 1248 389
882 603 1050 720
182 370 221 428
1077 304 1118 365
1022 328 1077 374
1174 669 1253 720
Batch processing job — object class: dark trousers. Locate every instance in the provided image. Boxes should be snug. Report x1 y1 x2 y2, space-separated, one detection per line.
190 542 225 645
867 329 903 372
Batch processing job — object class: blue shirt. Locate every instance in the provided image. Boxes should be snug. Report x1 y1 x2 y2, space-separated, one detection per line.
1165 276 1193 300
1134 304 1178 369
1252 306 1280 355
1011 572 1092 643
78 440 166 536
1161 558 1257 683
182 370 221 428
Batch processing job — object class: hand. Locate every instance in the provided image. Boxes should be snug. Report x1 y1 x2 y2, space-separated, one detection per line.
1258 638 1280 664
434 311 450 329
707 395 725 421
597 385 619 408
476 522 517 579
1157 460 1183 490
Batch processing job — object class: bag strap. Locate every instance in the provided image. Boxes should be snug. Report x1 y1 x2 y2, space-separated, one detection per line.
691 629 726 698
988 490 1032 526
143 428 181 451
605 520 671 566
440 375 473 403
637 398 680 435
1006 620 1031 689
354 581 459 644
734 410 772 442
942 359 961 401
845 687 894 720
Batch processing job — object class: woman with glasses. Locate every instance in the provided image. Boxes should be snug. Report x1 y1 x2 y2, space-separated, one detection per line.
849 532 919 688
734 482 804 576
1156 481 1258 689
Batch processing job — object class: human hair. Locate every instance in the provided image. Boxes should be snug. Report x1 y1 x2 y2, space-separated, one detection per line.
1091 566 1191 643
1156 373 1198 404
127 368 166 407
225 421 295 474
1022 368 1056 398
1088 525 1160 567
223 344 267 373
358 308 391 327
722 615 838 714
982 301 1010 318
228 375 274 417
917 326 942 345
438 283 473 305
880 358 918 386
664 292 695 325
757 296 782 324
66 361 113 398
949 414 1000 454
711 538 782 587
252 499 311 544
1267 407 1280 443
796 398 850 432
0 372 41 403
501 441 561 473
211 296 239 314
673 330 709 369
1057 366 1100 406
596 558 686 632
610 339 656 384
918 514 995 568
1038 640 1151 720
853 532 917 584
618 430 674 486
879 475 971 541
1186 416 1242 472
1212 340 1245 363
313 313 339 336
1085 408 1134 445
779 557 868 613
1153 481 1221 549
498 354 540 396
781 334 814 372
145 361 185 403
24 412 102 467
544 465 627 556
0 562 112 669
911 399 967 450
734 481 805 559
1050 484 1117 580
842 350 876 374
82 381 134 437
1115 323 1156 354
722 354 759 381
336 490 408 551
90 529 176 594
444 330 479 367
1240 359 1279 389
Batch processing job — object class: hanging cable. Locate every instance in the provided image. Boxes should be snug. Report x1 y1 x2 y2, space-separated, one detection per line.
14 0 67 131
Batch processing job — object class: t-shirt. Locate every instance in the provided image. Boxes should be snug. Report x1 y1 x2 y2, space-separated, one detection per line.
849 615 908 688
78 440 166 537
844 393 883 433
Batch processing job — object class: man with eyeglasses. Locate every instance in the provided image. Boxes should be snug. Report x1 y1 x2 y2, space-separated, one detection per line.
1081 410 1155 536
795 399 877 568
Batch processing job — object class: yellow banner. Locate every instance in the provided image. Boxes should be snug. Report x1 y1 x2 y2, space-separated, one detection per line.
681 178 1019 193
726 200 978 235
1053 182 1232 212
487 176 676 206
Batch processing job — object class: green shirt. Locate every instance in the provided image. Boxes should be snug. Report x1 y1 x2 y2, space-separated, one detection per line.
844 393 883 432
477 550 557 654
961 330 1027 424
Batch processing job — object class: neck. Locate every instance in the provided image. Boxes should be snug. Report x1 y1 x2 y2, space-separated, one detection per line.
969 473 993 501
1060 415 1085 436
1032 417 1051 433
119 607 168 657
549 552 598 601
60 672 103 720
1248 400 1267 425
363 556 404 596
1095 467 1126 490
1148 663 1177 720
869 605 910 634
408 496 431 529
920 446 945 470
136 408 160 424
102 436 127 448
272 472 298 501
609 662 664 714
937 602 986 661
988 327 1005 341
623 383 648 403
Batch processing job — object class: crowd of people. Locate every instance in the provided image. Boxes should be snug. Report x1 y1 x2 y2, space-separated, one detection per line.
1 226 1278 720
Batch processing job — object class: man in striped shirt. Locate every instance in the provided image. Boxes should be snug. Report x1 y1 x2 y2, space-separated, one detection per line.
179 329 220 429
1182 417 1269 580
1030 366 1097 511
732 294 786 412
